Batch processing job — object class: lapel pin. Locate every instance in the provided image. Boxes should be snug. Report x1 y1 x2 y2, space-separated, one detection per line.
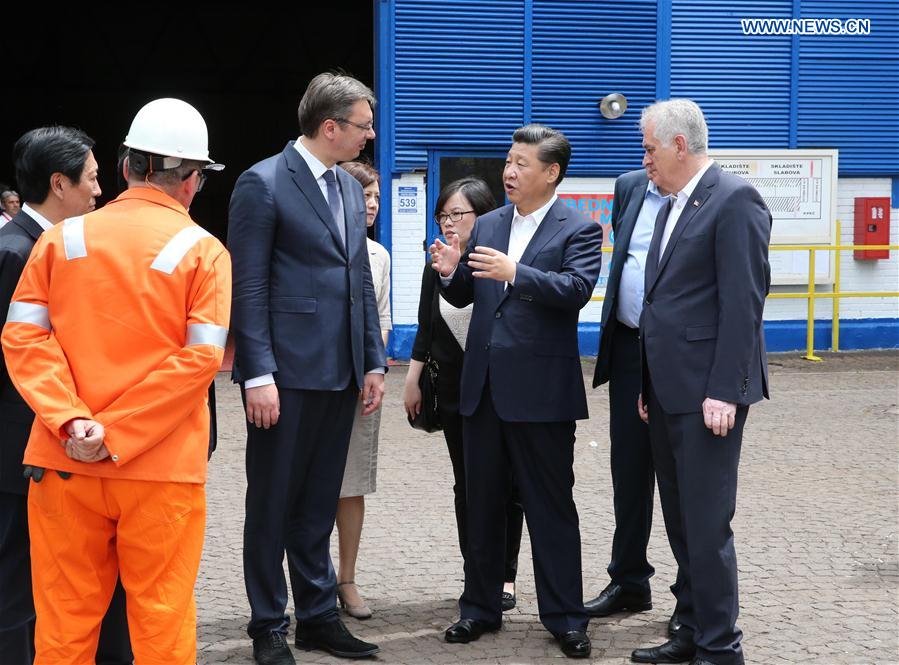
692 199 701 207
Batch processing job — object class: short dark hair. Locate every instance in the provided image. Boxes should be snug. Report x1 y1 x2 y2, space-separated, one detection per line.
126 155 207 190
297 72 376 138
13 126 95 204
435 177 497 219
511 123 571 185
341 161 380 188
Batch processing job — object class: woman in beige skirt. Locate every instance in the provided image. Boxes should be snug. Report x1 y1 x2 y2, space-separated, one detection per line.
335 161 391 619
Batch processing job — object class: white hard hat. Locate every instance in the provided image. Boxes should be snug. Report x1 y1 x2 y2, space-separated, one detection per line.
124 98 223 170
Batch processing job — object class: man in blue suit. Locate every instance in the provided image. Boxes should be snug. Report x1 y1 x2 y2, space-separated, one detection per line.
584 167 683 635
431 124 603 659
630 99 770 665
228 73 387 665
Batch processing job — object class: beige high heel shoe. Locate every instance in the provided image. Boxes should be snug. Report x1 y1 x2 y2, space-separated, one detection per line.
336 581 372 620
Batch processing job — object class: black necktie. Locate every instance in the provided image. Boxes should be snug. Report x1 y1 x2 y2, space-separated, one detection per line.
322 169 346 247
645 197 674 292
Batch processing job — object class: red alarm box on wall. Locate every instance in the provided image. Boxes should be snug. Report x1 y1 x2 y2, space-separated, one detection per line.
854 197 891 260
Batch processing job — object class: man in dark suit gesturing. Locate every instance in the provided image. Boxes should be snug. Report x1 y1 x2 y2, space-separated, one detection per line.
228 73 387 664
431 124 602 659
630 100 770 665
584 166 683 634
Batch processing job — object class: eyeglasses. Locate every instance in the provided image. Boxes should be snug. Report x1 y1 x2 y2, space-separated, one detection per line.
335 118 374 132
434 210 475 225
182 169 207 192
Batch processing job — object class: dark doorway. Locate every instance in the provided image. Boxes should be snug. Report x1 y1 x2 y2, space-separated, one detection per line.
0 5 375 242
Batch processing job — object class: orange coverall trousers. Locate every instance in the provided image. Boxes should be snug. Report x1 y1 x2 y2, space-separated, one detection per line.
28 473 205 664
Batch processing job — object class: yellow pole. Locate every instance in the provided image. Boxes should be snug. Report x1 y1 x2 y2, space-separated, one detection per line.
832 220 841 352
803 248 823 361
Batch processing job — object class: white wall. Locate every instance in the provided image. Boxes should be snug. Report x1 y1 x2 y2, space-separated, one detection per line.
761 177 898 321
389 175 898 326
391 174 427 326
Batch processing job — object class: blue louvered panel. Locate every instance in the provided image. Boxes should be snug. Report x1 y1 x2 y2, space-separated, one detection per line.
393 0 525 172
797 1 899 175
670 1 793 148
531 1 657 175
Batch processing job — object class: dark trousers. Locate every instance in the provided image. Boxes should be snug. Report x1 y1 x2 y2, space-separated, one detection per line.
460 381 588 636
607 324 655 592
243 385 358 639
439 363 523 582
0 491 132 665
647 384 746 665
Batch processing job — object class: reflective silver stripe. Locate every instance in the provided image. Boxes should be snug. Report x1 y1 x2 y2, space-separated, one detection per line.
6 302 51 330
186 323 228 349
151 227 211 274
62 216 87 260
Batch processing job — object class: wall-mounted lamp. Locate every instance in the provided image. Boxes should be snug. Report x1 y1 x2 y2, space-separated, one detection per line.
599 93 628 119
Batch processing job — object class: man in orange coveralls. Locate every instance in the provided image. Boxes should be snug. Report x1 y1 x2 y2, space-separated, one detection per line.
1 97 231 665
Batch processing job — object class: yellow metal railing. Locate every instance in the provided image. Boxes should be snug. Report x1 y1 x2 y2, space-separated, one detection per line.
590 220 899 361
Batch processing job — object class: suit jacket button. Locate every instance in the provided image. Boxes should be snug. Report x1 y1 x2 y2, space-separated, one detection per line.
350 296 355 305
495 312 502 319
485 343 490 350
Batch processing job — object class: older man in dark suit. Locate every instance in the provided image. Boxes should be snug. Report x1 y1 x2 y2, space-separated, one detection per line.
630 99 771 665
584 167 683 635
432 124 602 659
228 73 386 665
0 126 131 664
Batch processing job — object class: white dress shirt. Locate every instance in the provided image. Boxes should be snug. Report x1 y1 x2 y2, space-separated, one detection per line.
21 203 54 232
507 194 557 286
658 160 714 260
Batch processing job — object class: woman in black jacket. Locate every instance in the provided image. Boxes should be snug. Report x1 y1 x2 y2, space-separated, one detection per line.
403 177 524 611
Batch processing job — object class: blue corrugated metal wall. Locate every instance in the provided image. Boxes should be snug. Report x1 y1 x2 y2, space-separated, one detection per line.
393 0 525 172
669 1 794 148
387 0 899 177
531 1 658 175
797 1 899 174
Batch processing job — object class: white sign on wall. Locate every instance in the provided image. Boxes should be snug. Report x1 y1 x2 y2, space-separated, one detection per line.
712 149 838 285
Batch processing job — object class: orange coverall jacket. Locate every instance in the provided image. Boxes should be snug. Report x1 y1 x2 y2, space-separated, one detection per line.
1 187 231 483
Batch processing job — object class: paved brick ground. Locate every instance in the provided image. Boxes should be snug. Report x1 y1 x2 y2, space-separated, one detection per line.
197 351 899 664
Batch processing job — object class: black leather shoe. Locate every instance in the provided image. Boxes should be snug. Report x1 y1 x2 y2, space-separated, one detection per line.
631 636 696 663
585 583 652 617
501 589 517 611
667 611 682 637
294 619 379 659
444 618 501 643
557 630 591 658
252 631 295 665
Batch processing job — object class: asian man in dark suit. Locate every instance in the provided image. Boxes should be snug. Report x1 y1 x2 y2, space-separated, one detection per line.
228 73 387 665
431 124 603 659
0 126 131 665
630 100 770 665
584 168 683 635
